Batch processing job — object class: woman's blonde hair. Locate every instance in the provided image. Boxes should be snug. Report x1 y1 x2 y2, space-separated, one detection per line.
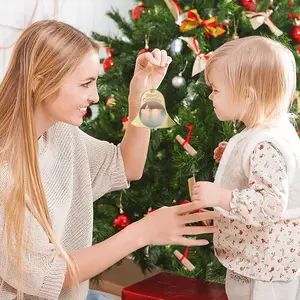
0 20 99 299
205 36 297 128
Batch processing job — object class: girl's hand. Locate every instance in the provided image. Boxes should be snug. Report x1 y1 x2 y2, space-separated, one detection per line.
129 49 172 96
191 181 232 211
131 201 219 247
213 141 228 163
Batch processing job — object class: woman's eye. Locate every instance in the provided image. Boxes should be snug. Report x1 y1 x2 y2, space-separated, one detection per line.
82 82 91 88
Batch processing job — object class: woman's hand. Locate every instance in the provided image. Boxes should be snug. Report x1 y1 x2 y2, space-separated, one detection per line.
131 201 219 247
129 49 172 96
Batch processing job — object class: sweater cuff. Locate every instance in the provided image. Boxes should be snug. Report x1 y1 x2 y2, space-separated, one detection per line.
39 256 67 300
110 144 130 192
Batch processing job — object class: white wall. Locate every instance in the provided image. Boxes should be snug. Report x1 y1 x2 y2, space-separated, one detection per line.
0 0 136 80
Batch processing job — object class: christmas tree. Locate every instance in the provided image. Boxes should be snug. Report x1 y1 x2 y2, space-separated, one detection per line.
81 0 300 283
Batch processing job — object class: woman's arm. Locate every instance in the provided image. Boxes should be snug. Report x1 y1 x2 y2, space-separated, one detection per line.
64 201 219 287
120 50 172 181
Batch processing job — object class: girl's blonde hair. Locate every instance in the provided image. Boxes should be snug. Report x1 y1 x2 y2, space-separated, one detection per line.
0 20 99 299
205 36 297 128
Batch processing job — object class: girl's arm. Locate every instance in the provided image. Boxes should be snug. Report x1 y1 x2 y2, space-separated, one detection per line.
219 141 288 227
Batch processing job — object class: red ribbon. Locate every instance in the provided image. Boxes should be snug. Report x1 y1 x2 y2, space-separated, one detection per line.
180 247 189 261
171 0 182 14
290 0 293 9
122 116 128 122
192 36 210 61
288 13 300 20
192 36 201 55
181 124 194 147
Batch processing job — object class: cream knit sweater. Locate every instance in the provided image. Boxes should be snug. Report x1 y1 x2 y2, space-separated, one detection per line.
0 122 129 300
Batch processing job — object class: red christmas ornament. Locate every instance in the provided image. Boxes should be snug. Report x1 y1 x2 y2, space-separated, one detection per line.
103 57 114 72
114 214 131 231
122 116 129 131
138 48 151 56
180 200 190 205
240 0 255 10
291 24 300 44
132 2 145 21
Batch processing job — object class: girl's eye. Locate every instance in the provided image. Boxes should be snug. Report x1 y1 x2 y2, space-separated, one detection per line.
82 81 91 88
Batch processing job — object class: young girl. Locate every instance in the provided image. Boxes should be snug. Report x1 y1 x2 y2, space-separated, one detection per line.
191 36 300 299
0 20 219 300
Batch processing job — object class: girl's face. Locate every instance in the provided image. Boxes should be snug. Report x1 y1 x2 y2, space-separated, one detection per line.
207 66 241 122
39 50 100 128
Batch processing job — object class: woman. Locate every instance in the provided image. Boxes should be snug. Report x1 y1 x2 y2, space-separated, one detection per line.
0 20 219 300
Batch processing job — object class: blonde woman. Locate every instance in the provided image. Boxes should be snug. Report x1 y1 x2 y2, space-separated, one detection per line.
191 36 300 299
0 20 219 300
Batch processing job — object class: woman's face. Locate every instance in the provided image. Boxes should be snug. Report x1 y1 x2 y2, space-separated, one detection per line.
39 50 100 128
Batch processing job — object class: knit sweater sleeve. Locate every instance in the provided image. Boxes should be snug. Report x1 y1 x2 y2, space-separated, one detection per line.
227 141 289 227
77 128 130 201
0 172 66 300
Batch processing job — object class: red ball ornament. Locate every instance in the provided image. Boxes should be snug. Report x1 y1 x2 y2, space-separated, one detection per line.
180 200 190 205
138 47 151 56
132 2 145 21
291 25 300 44
114 214 131 231
240 0 255 10
103 57 114 72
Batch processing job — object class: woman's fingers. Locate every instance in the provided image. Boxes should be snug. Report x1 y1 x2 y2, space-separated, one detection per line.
181 211 220 224
172 237 210 246
180 225 218 235
160 50 168 67
175 201 201 215
151 48 162 66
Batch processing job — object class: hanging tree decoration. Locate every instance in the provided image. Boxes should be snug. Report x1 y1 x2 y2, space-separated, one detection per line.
180 36 213 76
172 61 188 88
245 9 283 36
113 191 131 231
164 0 186 25
179 9 226 39
232 19 240 40
290 18 300 44
175 123 197 156
138 32 151 56
170 38 183 56
103 47 114 72
132 1 146 21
